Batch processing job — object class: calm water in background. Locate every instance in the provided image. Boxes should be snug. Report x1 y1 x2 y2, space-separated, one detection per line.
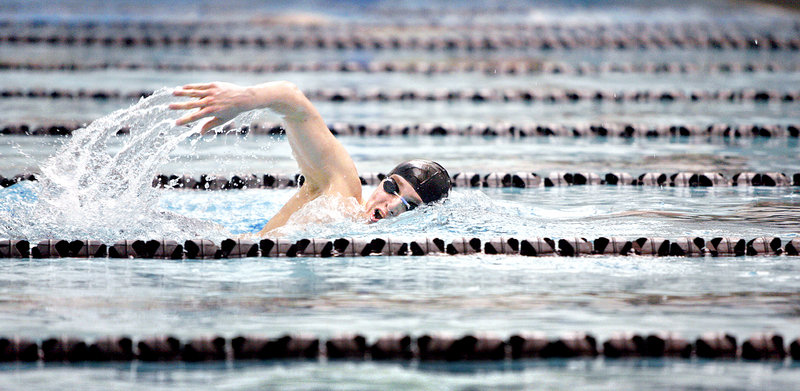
1 360 798 391
1 252 798 339
3 135 800 177
0 250 798 390
1 0 800 389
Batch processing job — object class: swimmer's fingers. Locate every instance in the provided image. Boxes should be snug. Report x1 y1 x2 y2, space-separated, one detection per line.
172 88 211 98
175 83 216 92
182 83 216 90
200 117 226 134
169 97 212 110
175 106 215 126
172 83 220 98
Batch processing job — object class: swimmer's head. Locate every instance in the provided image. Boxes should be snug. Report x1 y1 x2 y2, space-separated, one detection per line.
387 159 451 204
364 159 451 223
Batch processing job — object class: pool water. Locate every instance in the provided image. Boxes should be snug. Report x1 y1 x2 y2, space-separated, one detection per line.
1 252 798 339
1 360 798 391
1 0 800 389
4 134 800 178
0 251 798 390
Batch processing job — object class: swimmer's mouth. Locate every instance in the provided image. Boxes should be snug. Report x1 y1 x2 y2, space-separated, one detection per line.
371 208 383 222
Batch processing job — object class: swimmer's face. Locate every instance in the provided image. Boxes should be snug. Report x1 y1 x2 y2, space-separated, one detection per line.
364 175 423 223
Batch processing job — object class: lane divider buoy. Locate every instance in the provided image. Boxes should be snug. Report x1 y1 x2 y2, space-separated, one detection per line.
1 236 798 259
1 28 797 51
3 171 800 189
3 122 799 138
0 332 796 362
2 60 798 75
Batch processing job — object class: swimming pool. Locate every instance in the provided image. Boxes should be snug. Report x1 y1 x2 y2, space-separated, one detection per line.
1 0 800 389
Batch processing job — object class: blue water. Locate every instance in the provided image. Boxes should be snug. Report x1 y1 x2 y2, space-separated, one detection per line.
3 180 799 241
155 185 800 239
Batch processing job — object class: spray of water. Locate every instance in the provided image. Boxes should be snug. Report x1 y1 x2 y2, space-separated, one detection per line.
0 88 241 241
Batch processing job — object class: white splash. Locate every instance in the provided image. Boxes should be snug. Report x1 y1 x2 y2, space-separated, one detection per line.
0 88 233 241
269 194 366 238
263 189 538 241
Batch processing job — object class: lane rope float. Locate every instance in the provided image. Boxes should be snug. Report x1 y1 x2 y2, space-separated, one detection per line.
3 122 799 137
2 60 798 75
0 332 797 363
3 171 800 189
151 171 800 189
0 236 798 259
1 25 797 51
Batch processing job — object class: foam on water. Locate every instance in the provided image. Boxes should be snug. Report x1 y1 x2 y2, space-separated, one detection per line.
263 190 539 240
0 88 235 241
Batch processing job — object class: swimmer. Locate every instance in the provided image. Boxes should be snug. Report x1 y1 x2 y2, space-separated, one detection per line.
169 81 451 235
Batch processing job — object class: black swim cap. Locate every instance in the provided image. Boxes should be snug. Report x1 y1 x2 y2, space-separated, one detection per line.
388 159 451 204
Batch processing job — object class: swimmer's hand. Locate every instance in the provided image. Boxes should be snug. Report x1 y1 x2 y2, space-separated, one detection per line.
170 82 257 134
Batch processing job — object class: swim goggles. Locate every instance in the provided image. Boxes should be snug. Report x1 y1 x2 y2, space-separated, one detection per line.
383 177 419 211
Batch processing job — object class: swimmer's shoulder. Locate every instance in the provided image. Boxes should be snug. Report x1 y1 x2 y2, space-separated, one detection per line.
321 174 362 202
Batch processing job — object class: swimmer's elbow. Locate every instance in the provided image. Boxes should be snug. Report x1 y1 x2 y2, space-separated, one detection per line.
274 81 305 102
276 80 300 92
262 81 313 119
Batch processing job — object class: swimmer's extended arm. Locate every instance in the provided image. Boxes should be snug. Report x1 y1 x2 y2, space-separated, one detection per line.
170 81 362 233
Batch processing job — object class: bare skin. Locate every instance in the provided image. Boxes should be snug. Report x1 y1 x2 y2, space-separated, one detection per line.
169 81 422 235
